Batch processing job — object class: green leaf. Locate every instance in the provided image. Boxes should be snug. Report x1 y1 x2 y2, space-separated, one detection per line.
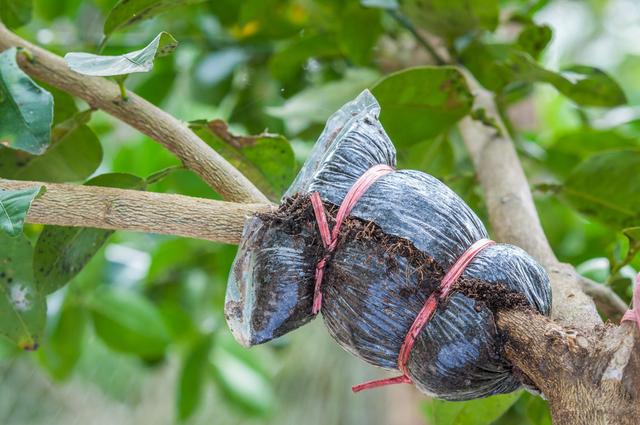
554 66 627 107
544 129 638 178
65 32 178 77
0 47 53 155
561 150 640 229
459 42 517 92
103 0 205 39
0 186 42 237
461 42 626 107
87 287 171 358
0 114 102 183
210 345 275 417
34 173 143 295
337 4 383 66
34 0 83 21
191 120 295 200
516 23 552 59
397 134 454 176
38 300 87 380
0 0 32 29
404 0 499 39
551 129 637 156
267 68 379 134
177 335 212 421
0 232 46 350
423 391 522 425
372 66 473 146
87 172 145 189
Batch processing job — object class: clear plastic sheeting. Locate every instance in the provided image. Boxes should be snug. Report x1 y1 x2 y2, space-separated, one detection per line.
225 90 552 400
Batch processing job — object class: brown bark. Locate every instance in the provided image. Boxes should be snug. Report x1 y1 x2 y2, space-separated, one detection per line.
0 179 271 244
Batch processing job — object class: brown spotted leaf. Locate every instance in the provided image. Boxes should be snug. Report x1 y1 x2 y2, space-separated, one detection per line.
191 120 295 200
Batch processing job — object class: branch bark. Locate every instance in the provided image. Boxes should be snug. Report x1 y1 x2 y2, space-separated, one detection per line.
458 68 639 424
0 178 271 244
0 23 268 204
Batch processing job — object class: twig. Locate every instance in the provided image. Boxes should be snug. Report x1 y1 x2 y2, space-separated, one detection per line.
0 179 271 244
0 23 268 204
387 10 446 66
579 275 628 321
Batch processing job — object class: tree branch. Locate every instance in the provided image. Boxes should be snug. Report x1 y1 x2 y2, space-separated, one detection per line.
497 310 639 425
0 178 271 244
0 23 268 204
458 67 601 329
458 68 639 423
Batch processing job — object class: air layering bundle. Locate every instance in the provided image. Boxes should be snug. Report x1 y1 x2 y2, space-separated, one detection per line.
225 90 552 400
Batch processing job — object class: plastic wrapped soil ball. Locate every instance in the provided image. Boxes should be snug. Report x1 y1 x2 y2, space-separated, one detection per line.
225 90 552 401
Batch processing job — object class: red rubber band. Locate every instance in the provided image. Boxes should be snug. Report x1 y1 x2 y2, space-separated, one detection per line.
352 238 495 392
310 164 395 314
622 274 640 332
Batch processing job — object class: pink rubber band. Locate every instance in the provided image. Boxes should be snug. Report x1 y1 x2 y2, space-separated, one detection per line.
352 238 495 392
621 274 640 332
310 164 395 314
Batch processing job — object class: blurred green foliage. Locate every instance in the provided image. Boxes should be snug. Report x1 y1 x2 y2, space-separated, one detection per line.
0 0 639 424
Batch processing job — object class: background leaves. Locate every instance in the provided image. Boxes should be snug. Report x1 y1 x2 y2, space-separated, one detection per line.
87 286 171 358
403 0 499 39
0 0 32 29
560 150 640 229
424 392 523 425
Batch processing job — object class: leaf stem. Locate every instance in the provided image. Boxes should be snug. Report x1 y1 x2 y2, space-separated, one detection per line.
607 240 640 286
17 47 34 63
116 78 128 101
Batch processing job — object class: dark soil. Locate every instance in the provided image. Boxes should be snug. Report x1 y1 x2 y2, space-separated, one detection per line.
454 279 532 314
258 195 531 316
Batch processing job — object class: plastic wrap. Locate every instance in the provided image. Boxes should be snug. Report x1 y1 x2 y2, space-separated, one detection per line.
225 90 552 400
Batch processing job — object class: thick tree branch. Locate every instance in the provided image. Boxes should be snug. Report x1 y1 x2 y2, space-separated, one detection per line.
458 68 639 423
497 310 639 425
0 23 268 204
0 179 271 244
459 68 601 329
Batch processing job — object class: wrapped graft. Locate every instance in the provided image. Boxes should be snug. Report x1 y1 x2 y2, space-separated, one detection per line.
225 90 552 400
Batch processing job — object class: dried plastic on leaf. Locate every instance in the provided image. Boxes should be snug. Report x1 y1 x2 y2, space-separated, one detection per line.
225 90 552 400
